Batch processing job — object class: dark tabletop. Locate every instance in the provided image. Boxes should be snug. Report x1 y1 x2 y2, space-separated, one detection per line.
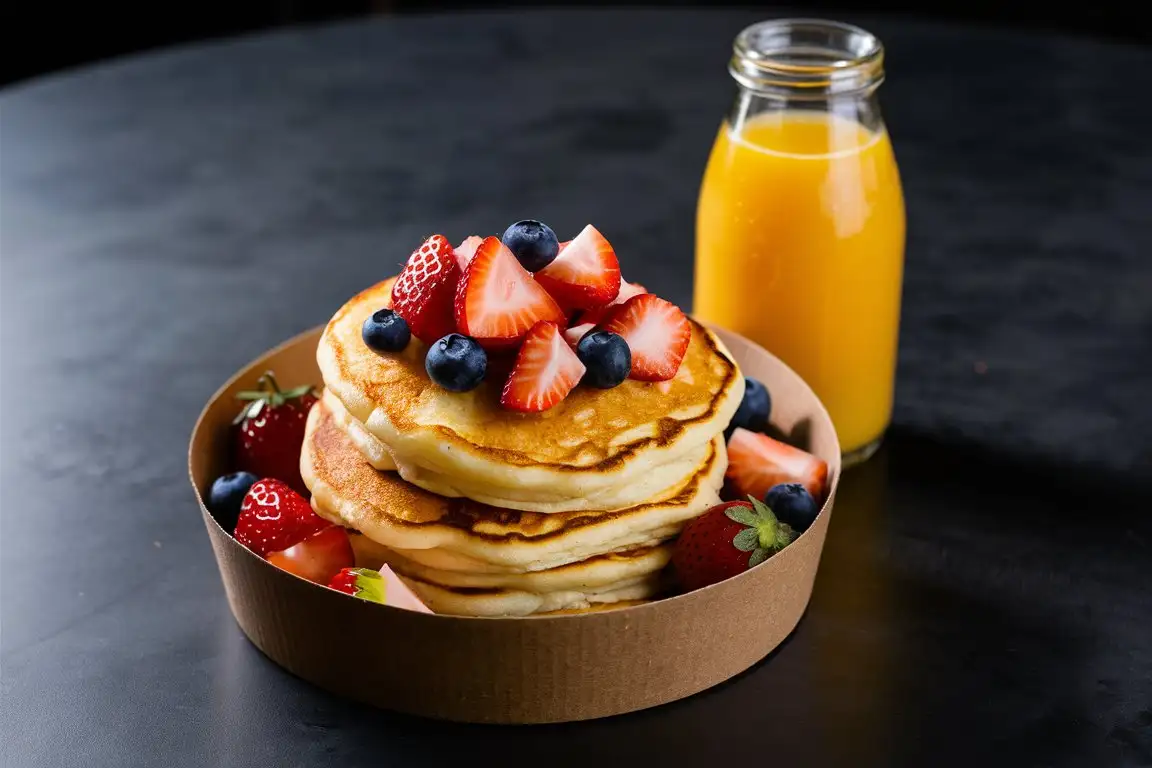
2 9 1150 768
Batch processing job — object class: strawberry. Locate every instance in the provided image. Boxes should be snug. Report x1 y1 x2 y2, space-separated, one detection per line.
390 234 462 344
671 497 795 592
455 236 565 349
329 567 388 602
233 478 331 557
580 279 648 325
599 293 691 381
267 526 354 585
233 371 317 495
563 322 596 348
453 235 483 271
725 428 829 502
534 224 621 309
500 320 587 412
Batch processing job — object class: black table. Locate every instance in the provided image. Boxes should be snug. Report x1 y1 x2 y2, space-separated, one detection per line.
2 9 1150 767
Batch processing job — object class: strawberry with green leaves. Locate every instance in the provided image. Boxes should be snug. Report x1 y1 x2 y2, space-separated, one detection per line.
234 371 317 496
672 497 796 592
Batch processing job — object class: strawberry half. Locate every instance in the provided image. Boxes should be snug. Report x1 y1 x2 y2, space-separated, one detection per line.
453 235 483 271
455 236 565 349
391 234 462 344
534 225 621 309
233 479 331 557
600 293 691 381
266 526 354 586
500 320 587 412
563 322 596 348
580 279 648 325
725 428 829 502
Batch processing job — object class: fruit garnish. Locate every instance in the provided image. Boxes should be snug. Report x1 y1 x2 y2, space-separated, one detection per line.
500 321 586 412
234 371 317 495
576 330 631 389
206 471 259 531
502 220 560 272
454 236 565 348
534 224 621 310
362 308 411 354
453 235 483 271
672 497 795 592
267 526 354 585
764 482 820 534
390 234 462 345
234 478 331 557
579 279 648 325
425 333 488 392
329 567 433 612
726 428 828 502
599 293 691 381
728 376 771 435
563 322 595 348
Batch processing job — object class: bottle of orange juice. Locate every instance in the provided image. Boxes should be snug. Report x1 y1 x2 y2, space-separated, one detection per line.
695 19 906 465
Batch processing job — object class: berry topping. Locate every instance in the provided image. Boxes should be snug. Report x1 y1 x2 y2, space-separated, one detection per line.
362 308 411 354
576 330 631 389
672 497 795 592
501 219 560 272
234 478 330 557
425 333 488 392
563 322 596 348
233 372 317 495
453 235 483 271
578 279 648 326
729 377 771 435
454 236 565 349
206 471 259 531
534 224 621 310
500 321 587 412
329 567 387 602
267 526 354 586
725 428 829 502
599 293 691 381
764 482 820 534
390 234 462 345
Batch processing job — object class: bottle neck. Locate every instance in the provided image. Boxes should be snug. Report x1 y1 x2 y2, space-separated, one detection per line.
727 19 886 133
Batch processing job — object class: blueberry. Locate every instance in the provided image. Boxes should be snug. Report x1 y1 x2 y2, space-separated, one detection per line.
731 377 771 433
502 220 560 272
577 331 631 389
207 471 259 531
362 308 411 353
764 482 819 533
426 334 487 392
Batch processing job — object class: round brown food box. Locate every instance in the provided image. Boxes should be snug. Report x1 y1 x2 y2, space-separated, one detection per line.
188 325 841 724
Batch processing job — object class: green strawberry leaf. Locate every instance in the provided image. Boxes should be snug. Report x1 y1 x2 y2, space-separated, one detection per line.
280 384 316 399
724 504 761 527
748 547 770 568
732 527 760 552
350 568 387 604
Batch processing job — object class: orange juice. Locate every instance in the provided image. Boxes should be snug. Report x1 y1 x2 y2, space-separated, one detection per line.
694 111 905 456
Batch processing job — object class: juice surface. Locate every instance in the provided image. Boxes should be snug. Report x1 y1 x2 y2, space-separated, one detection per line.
694 111 906 454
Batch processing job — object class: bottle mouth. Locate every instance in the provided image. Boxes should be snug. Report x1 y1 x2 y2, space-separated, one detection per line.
729 19 884 97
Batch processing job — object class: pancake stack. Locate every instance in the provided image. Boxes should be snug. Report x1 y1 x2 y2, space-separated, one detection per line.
303 278 745 616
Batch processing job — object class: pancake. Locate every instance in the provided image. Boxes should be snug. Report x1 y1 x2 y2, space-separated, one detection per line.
397 572 663 617
318 278 743 513
303 398 725 572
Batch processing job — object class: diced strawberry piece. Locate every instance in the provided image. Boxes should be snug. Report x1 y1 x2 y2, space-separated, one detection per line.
580 279 648 325
534 225 621 310
455 236 565 349
563 322 596 348
453 235 483 271
500 321 587 412
725 428 829 502
599 293 690 381
390 235 462 344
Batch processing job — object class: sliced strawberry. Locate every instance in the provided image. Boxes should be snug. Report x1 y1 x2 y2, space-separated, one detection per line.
563 322 596 348
600 293 690 381
500 321 587 412
534 225 621 309
234 479 330 557
725 428 829 502
455 236 565 349
580 279 648 325
267 526 354 586
453 235 483 271
391 235 462 344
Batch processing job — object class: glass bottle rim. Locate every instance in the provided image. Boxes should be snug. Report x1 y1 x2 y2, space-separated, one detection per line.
729 18 885 98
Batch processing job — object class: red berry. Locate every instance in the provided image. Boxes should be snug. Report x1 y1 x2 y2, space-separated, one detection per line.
672 498 795 592
500 321 586 412
233 371 317 495
328 567 387 604
233 478 330 557
390 234 462 345
534 224 621 309
726 428 829 502
267 526 354 585
599 293 691 381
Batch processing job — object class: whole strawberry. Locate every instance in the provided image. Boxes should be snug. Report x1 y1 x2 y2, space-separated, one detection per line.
672 497 795 592
234 371 317 496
